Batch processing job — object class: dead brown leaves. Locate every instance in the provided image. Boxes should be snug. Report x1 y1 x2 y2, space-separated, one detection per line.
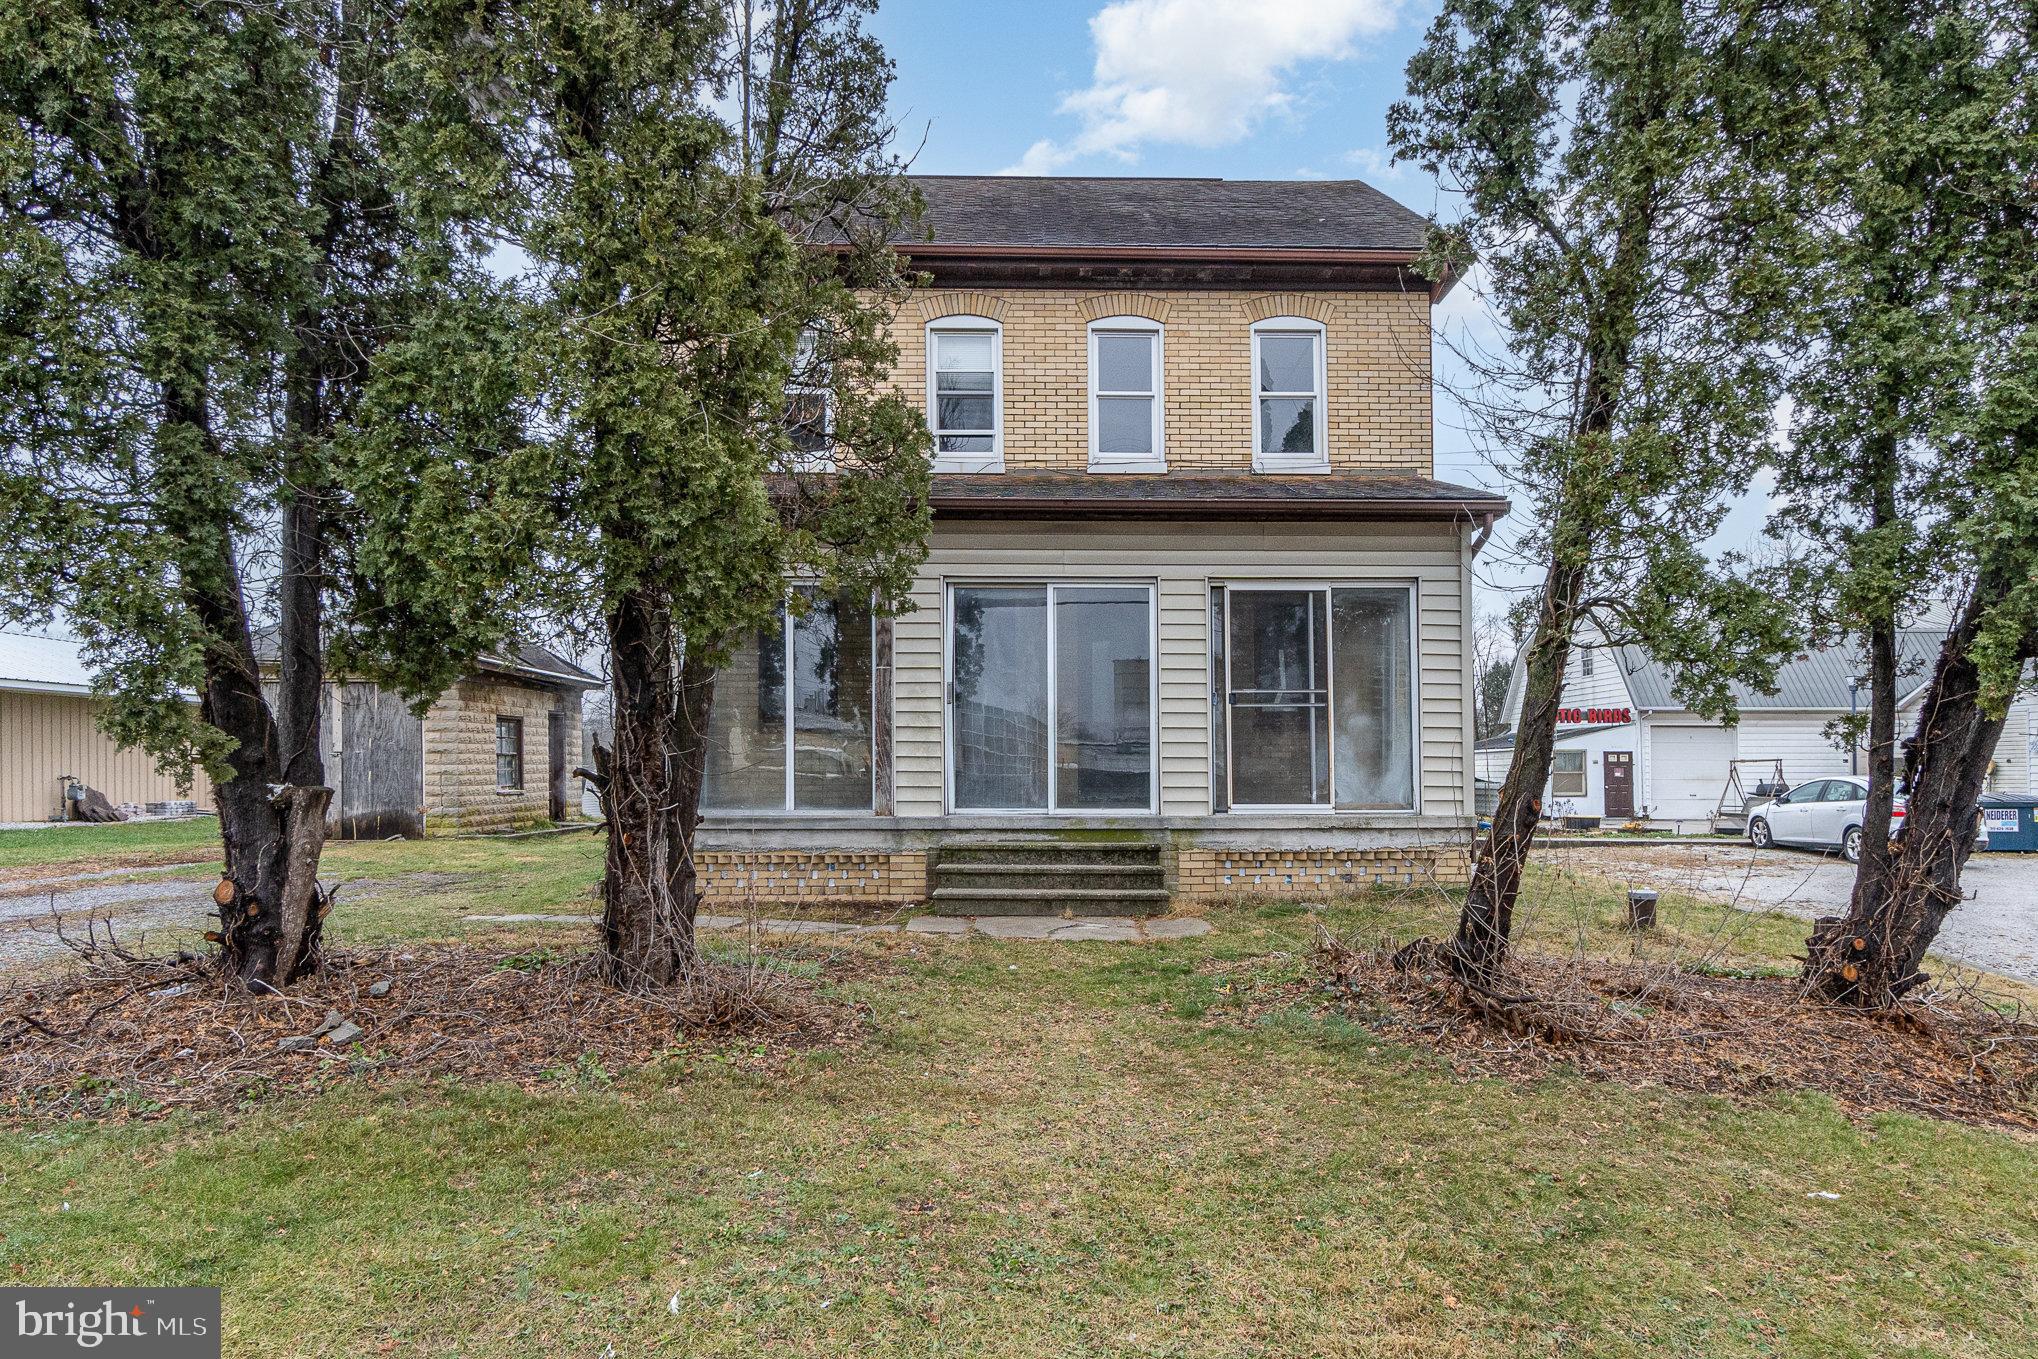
0 942 869 1122
1310 933 2038 1131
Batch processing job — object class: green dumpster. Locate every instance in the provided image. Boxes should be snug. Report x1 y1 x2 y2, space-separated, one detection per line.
1978 794 2038 853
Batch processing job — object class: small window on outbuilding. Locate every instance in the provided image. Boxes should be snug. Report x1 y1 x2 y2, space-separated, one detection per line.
496 716 525 790
1580 648 1595 677
1551 748 1587 797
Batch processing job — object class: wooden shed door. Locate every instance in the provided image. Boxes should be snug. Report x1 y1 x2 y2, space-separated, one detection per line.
338 684 424 839
1604 751 1635 819
547 710 568 821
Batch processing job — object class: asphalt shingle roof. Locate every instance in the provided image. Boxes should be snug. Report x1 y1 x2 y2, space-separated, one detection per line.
906 176 1431 252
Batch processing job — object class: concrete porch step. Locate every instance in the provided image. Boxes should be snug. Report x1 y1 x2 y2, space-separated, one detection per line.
926 886 1174 918
933 841 1165 867
933 862 1166 892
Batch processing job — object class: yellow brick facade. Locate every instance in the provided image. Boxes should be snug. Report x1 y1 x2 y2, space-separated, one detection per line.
696 850 929 904
888 287 1433 474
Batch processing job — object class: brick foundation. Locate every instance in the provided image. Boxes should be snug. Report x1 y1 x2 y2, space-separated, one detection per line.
685 843 1469 907
696 850 930 904
1173 845 1470 899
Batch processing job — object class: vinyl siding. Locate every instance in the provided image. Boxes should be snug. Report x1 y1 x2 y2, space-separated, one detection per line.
0 689 211 823
891 518 1469 819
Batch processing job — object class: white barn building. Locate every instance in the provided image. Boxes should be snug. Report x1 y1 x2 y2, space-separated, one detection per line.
1480 628 2038 827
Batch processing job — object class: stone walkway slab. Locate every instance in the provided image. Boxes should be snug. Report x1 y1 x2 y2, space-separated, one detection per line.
463 911 1212 943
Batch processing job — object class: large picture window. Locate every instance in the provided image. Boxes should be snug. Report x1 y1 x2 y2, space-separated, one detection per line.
702 589 875 812
1216 584 1414 810
927 319 1001 472
1251 318 1328 471
950 583 1154 813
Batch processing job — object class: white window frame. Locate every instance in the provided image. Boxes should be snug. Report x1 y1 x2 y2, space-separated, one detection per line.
1250 317 1330 473
784 325 833 472
1087 317 1166 472
941 580 1161 817
1551 748 1588 798
925 316 1003 474
701 588 878 816
1214 579 1421 814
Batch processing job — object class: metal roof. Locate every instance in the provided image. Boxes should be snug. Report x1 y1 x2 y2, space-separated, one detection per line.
0 630 92 695
1614 630 1951 712
906 176 1430 252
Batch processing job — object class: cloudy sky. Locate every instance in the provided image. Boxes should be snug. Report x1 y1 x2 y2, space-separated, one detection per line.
870 0 1779 610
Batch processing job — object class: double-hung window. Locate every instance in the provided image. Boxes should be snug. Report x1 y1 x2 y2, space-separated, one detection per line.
1251 318 1328 471
927 319 1001 472
495 717 524 791
702 588 876 812
1551 749 1588 798
784 326 832 468
1088 318 1164 470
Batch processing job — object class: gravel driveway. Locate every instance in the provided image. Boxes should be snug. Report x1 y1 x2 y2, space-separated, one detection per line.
1542 841 2038 984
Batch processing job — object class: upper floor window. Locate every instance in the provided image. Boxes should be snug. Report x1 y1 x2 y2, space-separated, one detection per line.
1088 317 1165 471
1251 317 1328 472
785 326 832 468
927 317 1001 473
1580 647 1595 677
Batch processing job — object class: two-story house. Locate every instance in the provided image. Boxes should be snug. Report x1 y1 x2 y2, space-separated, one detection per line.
691 176 1509 912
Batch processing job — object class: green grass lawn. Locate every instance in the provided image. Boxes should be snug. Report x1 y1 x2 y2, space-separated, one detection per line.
0 817 224 873
3 832 2035 1357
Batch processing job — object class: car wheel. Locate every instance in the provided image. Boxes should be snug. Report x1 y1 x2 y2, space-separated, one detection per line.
1842 826 1863 863
1749 817 1773 849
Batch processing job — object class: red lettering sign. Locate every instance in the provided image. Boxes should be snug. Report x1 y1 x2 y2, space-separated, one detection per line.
1557 706 1632 725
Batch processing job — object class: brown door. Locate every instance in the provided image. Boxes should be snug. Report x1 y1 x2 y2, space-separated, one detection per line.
1604 751 1635 818
547 709 569 821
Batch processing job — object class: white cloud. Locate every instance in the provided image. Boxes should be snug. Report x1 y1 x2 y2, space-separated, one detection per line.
1001 0 1403 174
1342 145 1407 182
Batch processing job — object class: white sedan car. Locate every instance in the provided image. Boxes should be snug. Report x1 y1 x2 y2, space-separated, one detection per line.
1748 776 1987 862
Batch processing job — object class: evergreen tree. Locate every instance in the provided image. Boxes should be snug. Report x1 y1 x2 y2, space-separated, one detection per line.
470 0 929 987
0 0 528 987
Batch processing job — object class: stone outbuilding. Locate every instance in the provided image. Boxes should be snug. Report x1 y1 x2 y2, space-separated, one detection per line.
255 633 600 837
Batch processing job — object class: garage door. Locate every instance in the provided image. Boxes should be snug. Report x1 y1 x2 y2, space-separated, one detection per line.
1650 725 1735 819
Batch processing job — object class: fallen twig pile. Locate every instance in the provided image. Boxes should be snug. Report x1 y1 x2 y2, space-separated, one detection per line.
0 937 867 1121
1309 931 2038 1130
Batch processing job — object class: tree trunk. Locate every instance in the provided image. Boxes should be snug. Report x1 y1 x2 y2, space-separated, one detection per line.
1806 587 2035 1005
598 586 713 989
1452 561 1586 982
1848 609 1899 905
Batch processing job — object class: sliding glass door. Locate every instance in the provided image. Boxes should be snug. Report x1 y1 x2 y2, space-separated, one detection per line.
950 583 1154 813
1221 584 1414 811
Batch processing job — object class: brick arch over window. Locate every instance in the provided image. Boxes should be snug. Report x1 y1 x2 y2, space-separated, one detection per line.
1076 292 1171 324
1239 293 1334 325
914 291 1008 324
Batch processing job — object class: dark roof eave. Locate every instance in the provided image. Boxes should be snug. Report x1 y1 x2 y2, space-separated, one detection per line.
930 494 1508 523
838 241 1457 300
